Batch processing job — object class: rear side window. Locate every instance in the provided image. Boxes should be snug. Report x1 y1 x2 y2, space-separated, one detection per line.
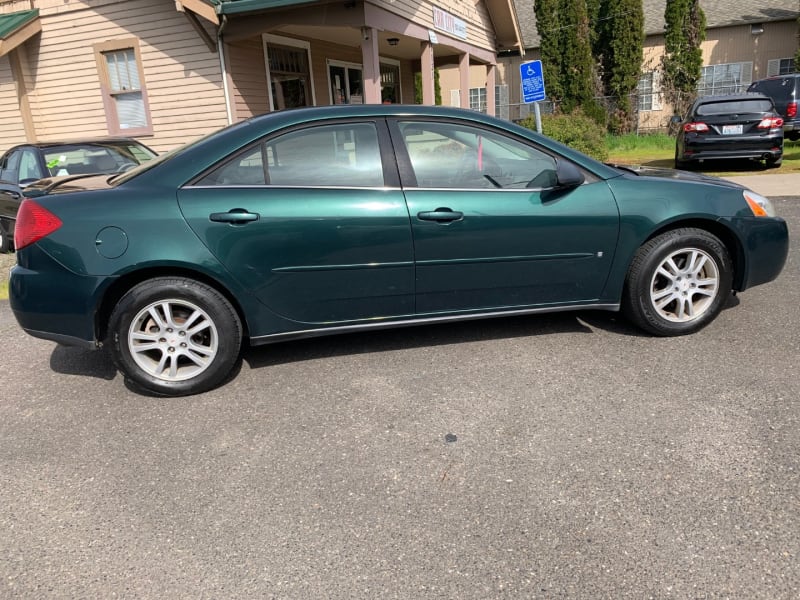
696 99 773 115
749 78 794 101
197 122 384 188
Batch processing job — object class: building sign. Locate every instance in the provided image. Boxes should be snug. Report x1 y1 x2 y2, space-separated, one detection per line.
433 7 467 40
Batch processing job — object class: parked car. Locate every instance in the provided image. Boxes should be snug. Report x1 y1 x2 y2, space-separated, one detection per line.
0 180 21 253
0 139 157 253
673 93 784 169
9 105 788 396
748 73 800 141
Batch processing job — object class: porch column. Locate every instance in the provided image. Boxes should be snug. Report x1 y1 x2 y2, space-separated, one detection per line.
420 41 435 105
486 63 496 116
459 52 470 108
361 27 381 104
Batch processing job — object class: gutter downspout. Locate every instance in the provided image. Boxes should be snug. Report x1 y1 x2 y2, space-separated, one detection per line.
216 14 233 125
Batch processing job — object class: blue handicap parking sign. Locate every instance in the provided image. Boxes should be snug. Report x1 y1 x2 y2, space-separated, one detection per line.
520 60 546 103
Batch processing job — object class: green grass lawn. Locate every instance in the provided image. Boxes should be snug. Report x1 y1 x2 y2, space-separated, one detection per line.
607 133 800 175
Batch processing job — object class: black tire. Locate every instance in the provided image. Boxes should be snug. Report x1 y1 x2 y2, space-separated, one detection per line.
766 156 782 169
108 277 242 396
674 149 690 170
622 228 733 336
0 220 11 254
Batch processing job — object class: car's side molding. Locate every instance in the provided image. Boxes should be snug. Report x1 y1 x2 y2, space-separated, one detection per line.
249 302 620 346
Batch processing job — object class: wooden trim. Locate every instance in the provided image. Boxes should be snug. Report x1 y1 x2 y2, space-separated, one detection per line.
177 0 220 26
92 38 154 137
8 46 36 141
0 18 41 58
183 10 217 53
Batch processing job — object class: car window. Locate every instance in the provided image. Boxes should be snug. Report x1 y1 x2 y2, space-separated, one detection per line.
198 122 384 187
19 149 44 183
0 150 21 182
751 79 793 101
397 121 557 189
695 99 774 116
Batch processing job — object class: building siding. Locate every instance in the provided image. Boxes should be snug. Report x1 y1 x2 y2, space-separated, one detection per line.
0 54 27 145
13 0 228 152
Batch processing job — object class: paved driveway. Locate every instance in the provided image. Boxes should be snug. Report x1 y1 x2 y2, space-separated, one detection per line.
1 199 798 599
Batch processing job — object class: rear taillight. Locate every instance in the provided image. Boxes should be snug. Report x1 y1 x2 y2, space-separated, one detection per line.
757 117 784 129
683 122 709 132
14 199 62 250
787 102 797 118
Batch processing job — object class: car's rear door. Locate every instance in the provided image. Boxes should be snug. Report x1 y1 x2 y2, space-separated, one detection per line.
389 119 619 314
177 119 415 325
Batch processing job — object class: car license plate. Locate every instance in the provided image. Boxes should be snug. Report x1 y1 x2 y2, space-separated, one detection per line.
722 124 743 135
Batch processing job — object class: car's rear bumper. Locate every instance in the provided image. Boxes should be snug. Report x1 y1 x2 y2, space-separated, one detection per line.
681 134 783 162
9 246 105 348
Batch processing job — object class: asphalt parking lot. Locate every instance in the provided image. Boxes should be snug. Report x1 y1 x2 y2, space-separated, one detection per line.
1 197 798 599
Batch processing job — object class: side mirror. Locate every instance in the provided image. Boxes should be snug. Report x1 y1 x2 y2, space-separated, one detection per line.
554 159 584 189
670 115 683 125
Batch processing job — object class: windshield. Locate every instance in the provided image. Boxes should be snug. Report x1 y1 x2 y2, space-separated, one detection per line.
42 141 156 178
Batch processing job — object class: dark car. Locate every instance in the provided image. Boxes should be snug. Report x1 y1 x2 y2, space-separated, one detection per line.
674 93 784 169
0 139 157 252
9 105 789 397
748 73 800 141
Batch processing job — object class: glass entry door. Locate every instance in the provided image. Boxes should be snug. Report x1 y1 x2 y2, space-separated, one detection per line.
329 63 363 104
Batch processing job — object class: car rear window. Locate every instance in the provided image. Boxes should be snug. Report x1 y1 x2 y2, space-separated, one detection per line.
696 99 773 116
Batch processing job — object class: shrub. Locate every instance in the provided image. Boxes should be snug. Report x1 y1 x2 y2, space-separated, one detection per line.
520 109 609 161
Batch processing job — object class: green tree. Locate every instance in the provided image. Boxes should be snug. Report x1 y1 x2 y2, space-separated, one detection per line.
661 0 706 121
414 69 442 105
534 0 564 104
796 16 800 72
559 0 597 115
597 0 645 133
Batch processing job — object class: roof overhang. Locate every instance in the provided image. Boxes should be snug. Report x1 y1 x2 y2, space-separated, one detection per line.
0 9 41 58
484 0 524 54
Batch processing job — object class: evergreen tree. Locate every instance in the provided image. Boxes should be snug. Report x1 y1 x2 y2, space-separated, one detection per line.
796 16 800 72
598 0 645 133
661 0 706 121
559 0 596 115
534 0 564 104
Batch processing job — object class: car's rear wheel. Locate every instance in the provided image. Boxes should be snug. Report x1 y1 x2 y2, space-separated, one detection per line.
674 148 689 170
623 228 733 336
109 278 242 396
766 156 782 169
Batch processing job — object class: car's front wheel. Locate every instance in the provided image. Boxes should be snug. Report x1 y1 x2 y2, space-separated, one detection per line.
623 228 733 336
109 278 242 396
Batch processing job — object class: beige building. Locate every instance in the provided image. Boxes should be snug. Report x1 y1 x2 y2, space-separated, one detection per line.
0 0 522 153
440 0 799 131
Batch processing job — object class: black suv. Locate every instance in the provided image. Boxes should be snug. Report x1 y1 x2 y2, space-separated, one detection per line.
748 74 800 141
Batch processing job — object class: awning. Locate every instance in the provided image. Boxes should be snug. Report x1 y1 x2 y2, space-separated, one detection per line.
210 0 318 15
0 9 41 58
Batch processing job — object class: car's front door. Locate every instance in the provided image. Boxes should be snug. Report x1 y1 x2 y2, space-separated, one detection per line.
390 119 620 314
177 119 415 325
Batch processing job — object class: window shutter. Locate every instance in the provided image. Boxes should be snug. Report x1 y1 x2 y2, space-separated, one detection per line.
652 71 662 111
740 62 753 90
767 59 780 77
450 89 461 107
496 85 509 120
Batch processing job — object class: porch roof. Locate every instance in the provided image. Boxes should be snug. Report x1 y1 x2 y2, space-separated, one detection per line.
0 9 41 57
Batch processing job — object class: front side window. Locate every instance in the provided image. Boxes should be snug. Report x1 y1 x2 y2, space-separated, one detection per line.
18 149 44 183
94 40 152 136
397 121 557 190
198 122 383 188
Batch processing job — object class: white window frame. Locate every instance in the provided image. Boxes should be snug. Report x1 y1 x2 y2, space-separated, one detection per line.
263 34 316 111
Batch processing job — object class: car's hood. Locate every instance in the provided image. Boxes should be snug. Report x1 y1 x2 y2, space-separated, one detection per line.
608 164 746 190
23 174 115 197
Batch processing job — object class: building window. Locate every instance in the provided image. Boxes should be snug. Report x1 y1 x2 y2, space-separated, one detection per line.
469 87 487 112
93 40 151 136
698 62 753 96
768 58 796 77
264 35 314 110
380 61 401 104
638 72 654 111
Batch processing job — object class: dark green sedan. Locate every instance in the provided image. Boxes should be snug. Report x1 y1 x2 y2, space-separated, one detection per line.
9 105 789 396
